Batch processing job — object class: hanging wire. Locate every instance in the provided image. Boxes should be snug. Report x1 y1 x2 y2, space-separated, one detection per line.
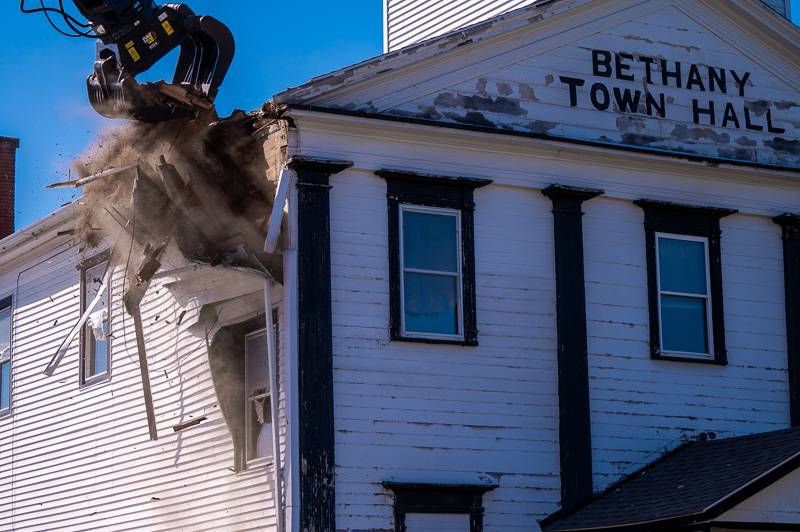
20 0 95 38
59 0 95 36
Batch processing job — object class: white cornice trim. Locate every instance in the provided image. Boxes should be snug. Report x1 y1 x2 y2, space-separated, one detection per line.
286 108 800 216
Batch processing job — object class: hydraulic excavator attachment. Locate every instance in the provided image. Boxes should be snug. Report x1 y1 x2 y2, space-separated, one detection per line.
22 1 234 122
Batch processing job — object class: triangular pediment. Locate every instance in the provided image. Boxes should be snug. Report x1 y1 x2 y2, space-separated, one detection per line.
277 0 800 169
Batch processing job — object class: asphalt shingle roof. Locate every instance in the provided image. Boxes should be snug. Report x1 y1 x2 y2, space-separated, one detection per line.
541 427 800 531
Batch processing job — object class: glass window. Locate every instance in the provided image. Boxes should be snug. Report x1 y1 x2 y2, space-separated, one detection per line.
400 206 463 338
0 300 11 412
244 309 278 464
81 260 110 384
656 234 712 356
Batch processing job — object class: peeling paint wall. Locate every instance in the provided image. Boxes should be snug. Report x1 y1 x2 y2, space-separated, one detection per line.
385 4 800 167
289 113 800 530
315 2 800 170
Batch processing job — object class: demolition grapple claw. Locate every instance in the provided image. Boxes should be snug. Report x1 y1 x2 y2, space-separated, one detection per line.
67 1 235 122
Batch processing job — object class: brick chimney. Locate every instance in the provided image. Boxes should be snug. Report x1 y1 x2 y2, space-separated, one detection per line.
0 137 19 239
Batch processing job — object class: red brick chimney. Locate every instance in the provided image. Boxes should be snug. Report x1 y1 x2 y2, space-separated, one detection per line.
0 137 19 239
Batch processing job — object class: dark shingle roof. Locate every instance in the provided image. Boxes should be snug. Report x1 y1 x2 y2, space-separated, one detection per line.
541 427 800 531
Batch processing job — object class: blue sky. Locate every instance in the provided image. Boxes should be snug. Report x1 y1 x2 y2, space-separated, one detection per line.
0 1 383 228
1 1 798 229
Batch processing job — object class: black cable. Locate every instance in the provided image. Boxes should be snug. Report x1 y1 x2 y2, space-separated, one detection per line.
20 0 90 26
39 0 86 38
20 0 96 38
59 0 95 36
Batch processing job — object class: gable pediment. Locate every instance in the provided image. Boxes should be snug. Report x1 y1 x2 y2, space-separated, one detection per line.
280 0 800 169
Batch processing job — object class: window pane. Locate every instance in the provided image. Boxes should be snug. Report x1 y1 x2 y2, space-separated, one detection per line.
405 513 470 532
403 272 459 335
661 295 708 354
245 332 269 396
245 330 272 461
247 396 273 461
0 306 10 359
0 361 9 411
83 261 110 380
658 237 707 295
402 210 458 272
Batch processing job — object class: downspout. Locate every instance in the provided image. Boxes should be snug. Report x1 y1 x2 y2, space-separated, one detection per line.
264 163 296 532
262 277 284 532
232 264 284 532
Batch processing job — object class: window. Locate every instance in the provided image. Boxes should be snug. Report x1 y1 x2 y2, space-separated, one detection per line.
400 205 463 339
635 200 736 364
0 296 12 414
377 169 492 346
656 234 712 356
244 308 279 465
384 482 496 532
80 253 111 385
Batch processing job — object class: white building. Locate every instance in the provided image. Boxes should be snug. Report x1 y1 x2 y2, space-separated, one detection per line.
1 0 800 530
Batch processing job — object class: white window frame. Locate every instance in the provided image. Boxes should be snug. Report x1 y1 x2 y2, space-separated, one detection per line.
79 258 112 387
655 232 714 360
0 297 12 417
398 204 464 342
244 307 278 469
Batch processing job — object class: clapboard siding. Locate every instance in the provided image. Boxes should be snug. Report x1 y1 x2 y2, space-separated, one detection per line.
385 0 791 52
385 0 537 51
288 106 799 528
582 198 789 490
329 172 560 531
0 241 285 530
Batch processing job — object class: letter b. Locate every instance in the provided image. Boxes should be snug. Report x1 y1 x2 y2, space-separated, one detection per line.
592 50 613 78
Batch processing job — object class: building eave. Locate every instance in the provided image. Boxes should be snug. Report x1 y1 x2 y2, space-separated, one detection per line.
0 202 78 268
285 104 800 177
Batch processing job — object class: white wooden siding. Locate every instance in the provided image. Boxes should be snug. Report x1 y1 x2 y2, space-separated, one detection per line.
329 171 560 531
717 466 800 524
0 242 284 531
384 0 537 51
582 199 789 490
290 111 798 529
384 0 791 52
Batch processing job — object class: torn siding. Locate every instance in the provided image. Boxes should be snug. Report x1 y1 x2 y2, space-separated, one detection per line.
0 237 287 530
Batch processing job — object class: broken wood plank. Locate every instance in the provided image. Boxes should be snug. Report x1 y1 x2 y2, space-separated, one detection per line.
131 307 158 441
47 164 138 189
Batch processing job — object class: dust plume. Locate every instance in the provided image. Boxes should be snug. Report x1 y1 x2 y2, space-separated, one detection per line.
73 110 286 278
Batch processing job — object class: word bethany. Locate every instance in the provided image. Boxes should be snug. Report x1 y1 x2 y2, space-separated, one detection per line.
558 49 785 134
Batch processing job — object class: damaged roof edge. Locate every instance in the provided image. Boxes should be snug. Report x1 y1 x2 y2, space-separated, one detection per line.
271 0 577 105
0 202 79 266
285 104 800 175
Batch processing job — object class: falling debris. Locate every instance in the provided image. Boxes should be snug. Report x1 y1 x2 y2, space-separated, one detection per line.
45 106 290 440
